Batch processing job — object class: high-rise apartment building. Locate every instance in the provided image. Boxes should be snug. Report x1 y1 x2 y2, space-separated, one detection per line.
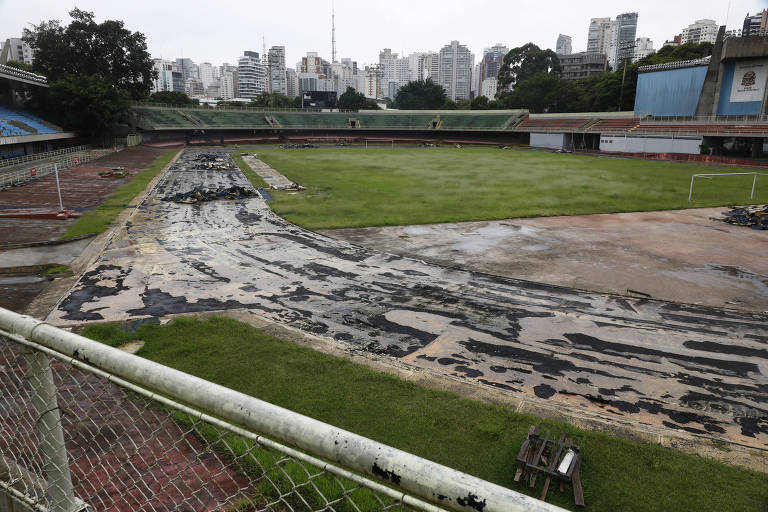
237 51 266 99
219 71 235 100
424 52 439 80
478 44 508 82
437 40 474 101
608 12 638 70
285 68 299 98
175 58 198 82
681 19 719 44
556 34 572 55
633 37 655 63
268 46 287 94
198 62 215 89
587 18 612 55
0 37 34 66
743 10 768 36
150 59 184 93
406 52 428 81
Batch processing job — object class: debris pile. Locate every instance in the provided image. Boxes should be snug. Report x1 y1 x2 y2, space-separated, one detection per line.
271 182 305 191
192 152 236 170
162 186 256 204
716 205 768 230
98 167 130 178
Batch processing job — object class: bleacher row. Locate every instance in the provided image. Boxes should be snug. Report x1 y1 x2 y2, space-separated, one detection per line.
0 105 61 137
132 107 768 136
134 108 520 131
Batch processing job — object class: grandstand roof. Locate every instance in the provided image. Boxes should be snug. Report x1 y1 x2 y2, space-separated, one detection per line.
637 57 711 74
0 64 48 87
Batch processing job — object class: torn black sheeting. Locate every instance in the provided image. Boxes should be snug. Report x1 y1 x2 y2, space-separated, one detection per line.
162 186 256 204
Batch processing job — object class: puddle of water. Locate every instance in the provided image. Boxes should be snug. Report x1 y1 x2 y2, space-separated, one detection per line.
402 226 432 236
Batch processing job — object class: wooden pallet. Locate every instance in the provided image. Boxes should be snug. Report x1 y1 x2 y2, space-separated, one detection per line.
514 425 584 506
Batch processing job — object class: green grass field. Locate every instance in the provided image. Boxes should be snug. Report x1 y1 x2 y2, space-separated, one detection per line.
254 147 765 230
83 317 768 512
59 149 179 239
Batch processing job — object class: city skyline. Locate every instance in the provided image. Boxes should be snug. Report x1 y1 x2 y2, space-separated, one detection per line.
1 0 762 70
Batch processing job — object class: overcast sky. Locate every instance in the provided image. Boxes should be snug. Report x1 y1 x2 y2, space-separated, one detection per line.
1 0 765 68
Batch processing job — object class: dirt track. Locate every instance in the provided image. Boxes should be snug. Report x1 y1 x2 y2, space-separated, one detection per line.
49 149 768 452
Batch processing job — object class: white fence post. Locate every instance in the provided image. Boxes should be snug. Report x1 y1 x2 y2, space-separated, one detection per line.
23 349 78 512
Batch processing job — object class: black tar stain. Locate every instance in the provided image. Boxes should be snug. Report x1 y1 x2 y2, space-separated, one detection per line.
371 462 401 485
457 493 487 512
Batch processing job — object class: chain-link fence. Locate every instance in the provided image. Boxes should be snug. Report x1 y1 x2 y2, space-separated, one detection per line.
0 148 121 190
0 308 562 512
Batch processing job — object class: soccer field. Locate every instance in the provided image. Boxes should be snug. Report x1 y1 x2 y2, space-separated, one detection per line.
257 147 765 230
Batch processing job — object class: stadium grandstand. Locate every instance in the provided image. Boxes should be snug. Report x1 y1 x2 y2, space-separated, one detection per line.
131 29 768 163
0 63 76 160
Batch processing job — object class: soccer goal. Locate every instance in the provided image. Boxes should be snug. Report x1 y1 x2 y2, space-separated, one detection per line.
364 138 395 149
688 172 768 201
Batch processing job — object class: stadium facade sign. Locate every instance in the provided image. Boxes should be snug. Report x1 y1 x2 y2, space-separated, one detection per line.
729 58 768 103
0 136 19 145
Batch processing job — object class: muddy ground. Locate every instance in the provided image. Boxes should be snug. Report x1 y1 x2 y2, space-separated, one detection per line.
48 149 768 453
321 210 768 311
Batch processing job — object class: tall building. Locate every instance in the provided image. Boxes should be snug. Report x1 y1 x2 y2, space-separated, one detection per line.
681 19 719 44
0 37 34 65
198 62 215 89
285 68 299 98
363 65 381 99
406 52 428 81
478 44 508 83
743 10 768 36
378 48 410 99
556 34 572 55
175 58 198 82
437 40 474 101
268 46 287 94
237 51 266 99
633 37 655 63
559 52 607 81
424 52 439 80
219 71 236 100
301 52 325 74
587 18 612 55
150 58 184 94
608 12 639 70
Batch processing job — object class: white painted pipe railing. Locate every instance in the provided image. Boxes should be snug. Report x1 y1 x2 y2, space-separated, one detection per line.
0 307 567 512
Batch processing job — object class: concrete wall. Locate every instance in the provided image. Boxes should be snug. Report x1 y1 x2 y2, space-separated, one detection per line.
600 135 703 154
634 66 708 116
530 132 565 149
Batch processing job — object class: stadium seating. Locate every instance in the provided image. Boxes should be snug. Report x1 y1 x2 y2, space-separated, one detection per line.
633 123 768 135
134 108 198 129
587 118 640 132
0 105 60 136
515 117 591 130
354 113 435 129
191 110 272 128
271 112 349 129
438 114 516 130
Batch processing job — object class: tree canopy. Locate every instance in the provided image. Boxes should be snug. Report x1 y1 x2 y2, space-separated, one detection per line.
338 87 380 110
148 91 199 105
24 8 155 99
250 92 299 108
393 79 447 109
21 9 155 136
497 43 560 92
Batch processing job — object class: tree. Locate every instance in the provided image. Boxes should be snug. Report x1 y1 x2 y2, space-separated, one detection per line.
20 8 156 136
250 92 295 108
24 8 155 99
393 79 447 109
5 60 34 72
497 43 560 92
34 74 130 137
149 91 199 105
337 87 379 110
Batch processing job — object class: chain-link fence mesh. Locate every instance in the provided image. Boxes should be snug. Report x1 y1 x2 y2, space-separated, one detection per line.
0 336 428 512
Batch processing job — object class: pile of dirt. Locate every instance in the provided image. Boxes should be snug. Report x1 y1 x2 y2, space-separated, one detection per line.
716 205 768 230
161 186 256 204
192 153 236 170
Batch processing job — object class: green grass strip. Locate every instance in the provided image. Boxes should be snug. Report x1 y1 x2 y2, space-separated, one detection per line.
59 149 180 240
256 147 766 230
82 317 768 512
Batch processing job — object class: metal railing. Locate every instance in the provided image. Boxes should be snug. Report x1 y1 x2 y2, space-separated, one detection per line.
0 64 48 86
0 148 119 190
0 307 563 512
0 145 90 169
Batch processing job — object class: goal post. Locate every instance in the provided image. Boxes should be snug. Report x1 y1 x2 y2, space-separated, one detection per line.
364 138 395 149
688 172 767 202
